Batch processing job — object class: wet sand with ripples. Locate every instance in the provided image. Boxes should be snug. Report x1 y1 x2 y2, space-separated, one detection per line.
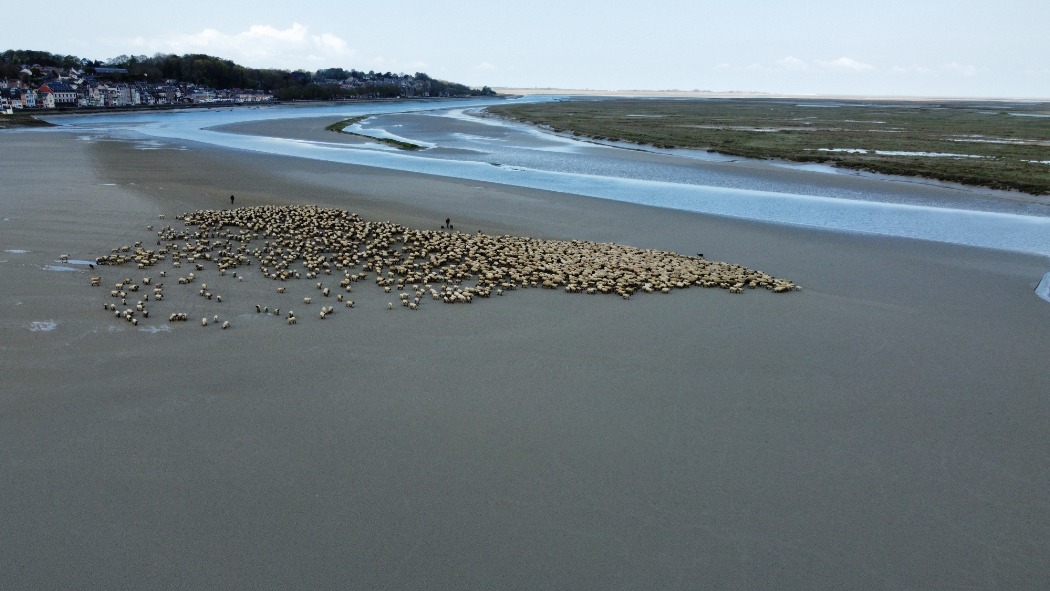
2 122 1049 589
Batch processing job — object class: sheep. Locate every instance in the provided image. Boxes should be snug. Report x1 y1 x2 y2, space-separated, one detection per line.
202 317 208 326
303 297 312 305
387 302 393 310
222 320 230 329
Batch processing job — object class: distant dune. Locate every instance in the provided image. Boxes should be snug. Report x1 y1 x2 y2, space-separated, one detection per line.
493 87 1048 101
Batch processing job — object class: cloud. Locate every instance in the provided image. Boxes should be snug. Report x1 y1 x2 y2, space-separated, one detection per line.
474 62 497 72
717 56 876 74
775 56 810 72
890 64 933 75
817 57 875 72
126 23 356 68
943 61 977 77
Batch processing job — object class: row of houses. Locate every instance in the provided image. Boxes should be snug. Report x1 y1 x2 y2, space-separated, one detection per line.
0 77 274 112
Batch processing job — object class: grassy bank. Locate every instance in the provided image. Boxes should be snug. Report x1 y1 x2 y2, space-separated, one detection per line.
326 116 423 150
0 113 54 129
487 98 1050 194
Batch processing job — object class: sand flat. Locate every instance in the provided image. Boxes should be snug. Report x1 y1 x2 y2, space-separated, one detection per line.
1 123 1049 589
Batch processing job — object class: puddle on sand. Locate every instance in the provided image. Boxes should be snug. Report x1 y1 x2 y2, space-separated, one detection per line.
42 265 80 272
139 325 172 334
5 249 30 254
29 321 58 332
1037 272 1050 304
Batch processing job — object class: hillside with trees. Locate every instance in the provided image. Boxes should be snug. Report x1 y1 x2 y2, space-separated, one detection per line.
2 49 496 100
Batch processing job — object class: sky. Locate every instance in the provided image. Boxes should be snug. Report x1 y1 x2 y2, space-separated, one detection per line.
6 0 1048 98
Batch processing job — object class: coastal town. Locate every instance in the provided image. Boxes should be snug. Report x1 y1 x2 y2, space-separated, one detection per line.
2 63 272 113
1 55 494 114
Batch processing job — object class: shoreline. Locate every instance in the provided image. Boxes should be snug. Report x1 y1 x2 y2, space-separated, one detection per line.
208 113 1050 258
3 125 1050 589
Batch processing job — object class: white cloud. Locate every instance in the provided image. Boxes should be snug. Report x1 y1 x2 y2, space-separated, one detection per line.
943 61 977 77
716 56 876 75
775 56 809 72
475 62 497 72
817 57 875 72
891 64 933 75
126 23 356 68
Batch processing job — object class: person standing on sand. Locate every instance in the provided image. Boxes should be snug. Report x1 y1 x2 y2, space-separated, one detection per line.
230 195 235 205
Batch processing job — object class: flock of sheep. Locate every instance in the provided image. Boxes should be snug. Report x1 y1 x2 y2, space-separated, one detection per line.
90 204 799 329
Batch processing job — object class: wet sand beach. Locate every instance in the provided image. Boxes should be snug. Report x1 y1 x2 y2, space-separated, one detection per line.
2 123 1049 589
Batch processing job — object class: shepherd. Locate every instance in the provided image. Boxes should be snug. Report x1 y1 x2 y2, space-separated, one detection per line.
230 194 235 205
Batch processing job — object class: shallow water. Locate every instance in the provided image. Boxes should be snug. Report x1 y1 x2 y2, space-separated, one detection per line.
1037 273 1050 303
46 99 1050 260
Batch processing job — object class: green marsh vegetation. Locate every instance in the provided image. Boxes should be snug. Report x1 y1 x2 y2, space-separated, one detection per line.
487 99 1050 194
326 116 423 150
0 113 53 129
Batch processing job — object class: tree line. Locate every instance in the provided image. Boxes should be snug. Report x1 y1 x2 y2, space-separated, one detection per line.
2 49 495 99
